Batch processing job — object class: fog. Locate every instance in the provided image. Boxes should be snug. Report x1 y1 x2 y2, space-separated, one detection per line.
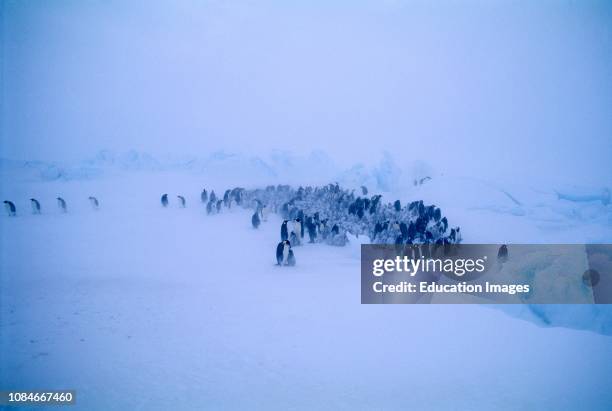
1 0 611 184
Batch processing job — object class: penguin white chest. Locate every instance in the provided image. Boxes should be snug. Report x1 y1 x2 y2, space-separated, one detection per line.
4 203 11 214
293 221 301 233
283 244 290 263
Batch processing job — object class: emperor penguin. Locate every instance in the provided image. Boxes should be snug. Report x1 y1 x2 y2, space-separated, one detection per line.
287 248 296 266
209 190 217 203
289 230 299 246
252 211 261 229
57 197 67 213
4 200 16 216
292 218 302 243
88 196 99 210
161 194 169 207
30 198 41 214
216 200 222 213
261 205 269 222
177 195 186 208
280 220 289 241
276 240 291 265
201 189 208 203
497 244 508 263
206 200 214 215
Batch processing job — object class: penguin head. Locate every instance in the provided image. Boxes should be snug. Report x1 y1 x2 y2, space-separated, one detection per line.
30 198 36 202
3 201 8 204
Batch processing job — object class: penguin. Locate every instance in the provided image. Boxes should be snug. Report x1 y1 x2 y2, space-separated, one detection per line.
177 195 186 208
280 220 289 241
216 200 222 213
252 211 261 229
223 190 231 208
161 194 169 207
30 198 41 214
289 230 299 246
206 200 214 215
261 205 269 222
276 240 291 265
497 244 508 263
394 200 401 212
57 197 67 213
88 196 99 210
293 218 302 240
209 190 217 203
4 200 16 216
287 248 296 266
201 189 208 203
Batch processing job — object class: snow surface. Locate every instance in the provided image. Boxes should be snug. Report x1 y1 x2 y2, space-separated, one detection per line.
1 155 612 410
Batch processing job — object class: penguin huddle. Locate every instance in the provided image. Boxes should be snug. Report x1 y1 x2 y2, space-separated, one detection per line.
3 196 100 216
167 182 462 268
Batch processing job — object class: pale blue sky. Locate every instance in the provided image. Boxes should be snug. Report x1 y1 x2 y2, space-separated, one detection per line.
1 0 611 183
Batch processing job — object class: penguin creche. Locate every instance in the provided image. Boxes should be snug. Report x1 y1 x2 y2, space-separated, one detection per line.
30 198 41 214
4 200 16 216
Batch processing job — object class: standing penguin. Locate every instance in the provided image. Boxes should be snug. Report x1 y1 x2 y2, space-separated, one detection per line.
252 211 261 229
30 198 41 214
177 195 186 208
209 190 217 203
261 205 269 222
306 220 317 243
4 200 16 216
292 218 302 244
280 220 289 241
161 194 169 207
289 230 299 246
497 244 508 263
276 240 291 265
88 196 99 210
206 200 214 215
57 197 67 213
201 189 208 203
287 248 296 266
216 200 222 213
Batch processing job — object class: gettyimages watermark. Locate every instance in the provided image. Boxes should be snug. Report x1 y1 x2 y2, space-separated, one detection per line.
361 244 612 304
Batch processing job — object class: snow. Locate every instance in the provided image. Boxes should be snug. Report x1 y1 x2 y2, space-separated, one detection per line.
1 166 612 410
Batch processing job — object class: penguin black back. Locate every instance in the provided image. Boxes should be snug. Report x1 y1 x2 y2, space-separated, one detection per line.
30 198 41 214
4 200 16 216
280 220 289 241
57 197 67 213
161 194 169 207
252 212 261 229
